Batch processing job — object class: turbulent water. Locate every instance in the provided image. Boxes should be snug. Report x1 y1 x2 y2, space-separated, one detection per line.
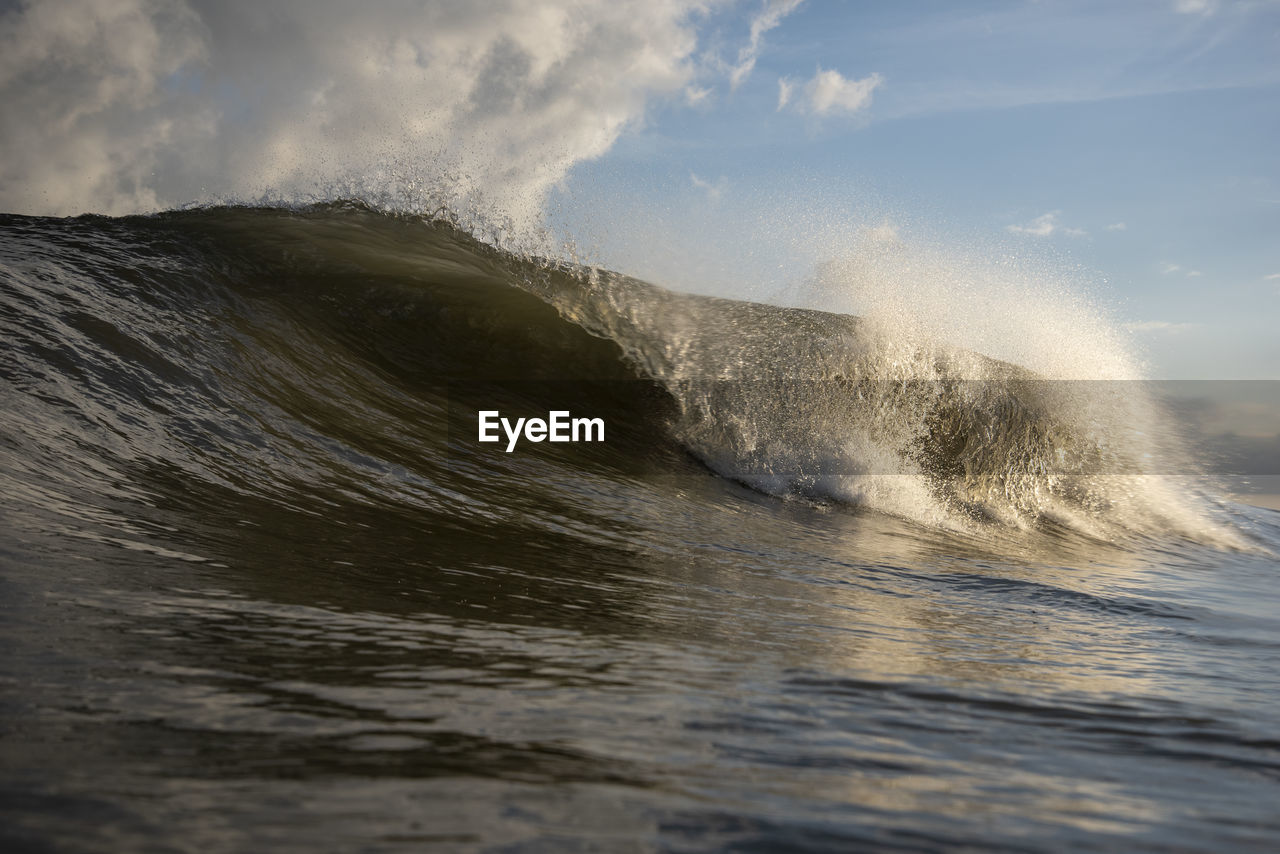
2 203 1279 852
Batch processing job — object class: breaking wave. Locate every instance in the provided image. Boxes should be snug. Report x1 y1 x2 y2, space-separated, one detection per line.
0 202 1258 554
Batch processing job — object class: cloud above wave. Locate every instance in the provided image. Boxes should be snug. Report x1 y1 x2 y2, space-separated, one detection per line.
777 67 882 115
0 0 712 229
1005 211 1086 238
727 0 803 91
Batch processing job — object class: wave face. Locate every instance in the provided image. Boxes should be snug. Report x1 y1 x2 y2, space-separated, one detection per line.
4 204 1280 852
4 202 1237 542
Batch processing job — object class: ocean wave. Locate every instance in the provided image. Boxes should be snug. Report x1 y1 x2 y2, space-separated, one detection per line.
0 203 1257 551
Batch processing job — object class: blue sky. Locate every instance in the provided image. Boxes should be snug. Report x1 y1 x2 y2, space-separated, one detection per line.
558 0 1280 379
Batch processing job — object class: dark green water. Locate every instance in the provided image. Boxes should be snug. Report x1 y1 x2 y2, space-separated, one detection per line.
3 205 1279 852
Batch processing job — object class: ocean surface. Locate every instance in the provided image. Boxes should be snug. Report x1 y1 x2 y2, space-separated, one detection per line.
3 203 1279 852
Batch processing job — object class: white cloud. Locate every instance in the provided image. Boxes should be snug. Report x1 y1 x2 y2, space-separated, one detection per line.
1106 222 1127 231
0 0 710 235
1173 0 1218 15
776 77 794 110
1008 214 1058 237
1161 262 1205 278
690 171 727 200
1264 273 1280 281
0 0 209 215
805 68 883 115
684 85 712 106
781 67 882 116
728 0 803 91
1006 211 1086 237
1124 321 1199 334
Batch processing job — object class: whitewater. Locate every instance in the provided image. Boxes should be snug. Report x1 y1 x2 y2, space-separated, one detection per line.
3 200 1280 851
